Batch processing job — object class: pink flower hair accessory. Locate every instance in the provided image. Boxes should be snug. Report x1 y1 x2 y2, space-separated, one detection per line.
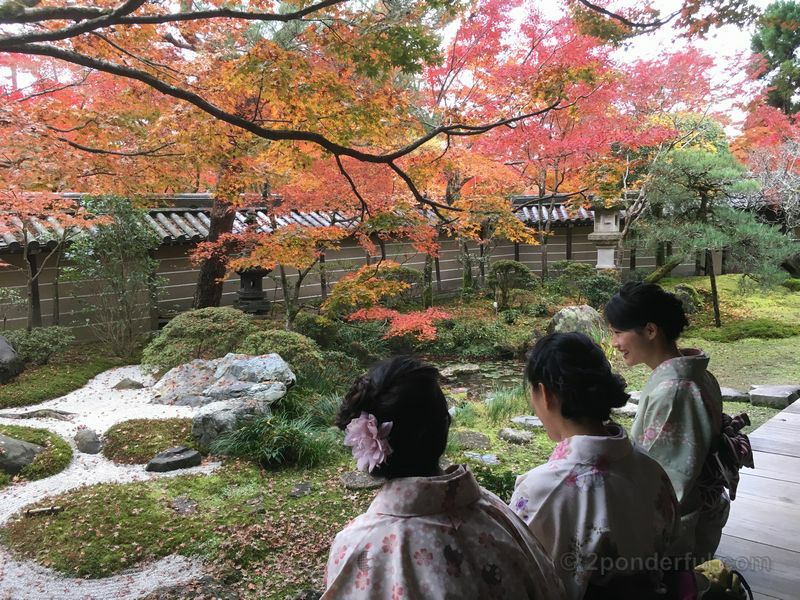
344 412 393 473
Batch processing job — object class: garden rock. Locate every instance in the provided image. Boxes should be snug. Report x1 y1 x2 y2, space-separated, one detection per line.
145 576 240 600
628 391 641 405
463 452 500 465
511 415 543 430
612 403 638 417
546 304 606 337
440 364 481 379
74 428 102 454
749 384 800 409
152 353 295 406
113 377 145 390
0 433 44 475
499 428 533 444
145 446 202 472
170 496 198 515
0 335 23 384
673 284 703 314
290 481 313 498
191 397 274 450
720 387 749 402
340 470 385 490
454 430 491 451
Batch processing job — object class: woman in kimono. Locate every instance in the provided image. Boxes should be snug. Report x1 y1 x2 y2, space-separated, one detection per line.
322 356 565 600
510 333 679 600
605 281 729 562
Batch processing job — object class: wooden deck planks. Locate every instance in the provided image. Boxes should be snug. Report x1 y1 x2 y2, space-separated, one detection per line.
716 399 800 600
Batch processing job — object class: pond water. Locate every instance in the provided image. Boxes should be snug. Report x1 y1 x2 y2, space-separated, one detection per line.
426 357 525 402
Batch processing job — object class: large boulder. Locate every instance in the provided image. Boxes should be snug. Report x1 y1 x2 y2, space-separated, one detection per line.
0 433 44 476
74 428 102 454
546 305 606 338
152 353 295 406
191 396 278 451
0 335 23 384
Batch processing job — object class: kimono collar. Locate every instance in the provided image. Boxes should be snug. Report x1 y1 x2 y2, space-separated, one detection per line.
548 423 632 465
367 464 482 517
651 348 709 381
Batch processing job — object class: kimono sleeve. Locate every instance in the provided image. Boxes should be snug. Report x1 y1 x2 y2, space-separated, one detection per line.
633 380 713 504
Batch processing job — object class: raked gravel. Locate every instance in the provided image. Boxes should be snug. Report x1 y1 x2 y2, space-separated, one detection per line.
0 365 221 599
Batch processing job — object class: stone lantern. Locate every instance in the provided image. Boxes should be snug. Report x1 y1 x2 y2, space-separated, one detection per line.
235 267 271 314
587 199 623 270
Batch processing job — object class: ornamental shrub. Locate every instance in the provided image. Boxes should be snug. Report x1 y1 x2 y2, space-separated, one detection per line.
782 278 800 292
141 307 256 373
488 260 538 310
235 329 324 381
4 326 74 366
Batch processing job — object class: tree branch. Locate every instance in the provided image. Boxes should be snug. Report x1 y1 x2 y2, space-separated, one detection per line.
575 0 680 31
55 137 183 157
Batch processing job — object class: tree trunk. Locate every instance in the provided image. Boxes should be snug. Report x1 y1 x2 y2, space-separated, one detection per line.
540 221 551 280
694 251 703 276
706 250 722 327
319 251 328 301
422 254 433 309
434 257 442 292
193 198 235 309
25 253 42 331
645 257 684 283
461 242 474 295
279 265 295 330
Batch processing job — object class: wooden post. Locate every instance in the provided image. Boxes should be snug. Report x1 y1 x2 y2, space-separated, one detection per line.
434 257 442 291
26 252 42 330
566 223 573 260
629 246 636 271
319 251 328 300
514 242 520 262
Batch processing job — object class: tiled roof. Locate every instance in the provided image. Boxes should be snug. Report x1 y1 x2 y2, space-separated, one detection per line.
0 198 595 252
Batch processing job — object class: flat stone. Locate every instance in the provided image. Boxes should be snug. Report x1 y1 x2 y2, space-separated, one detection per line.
511 415 544 430
463 452 500 465
0 409 74 421
290 481 313 498
74 428 102 454
440 364 481 378
340 470 385 490
499 428 533 444
749 384 800 409
454 430 491 451
170 495 198 515
611 402 638 417
720 387 749 402
145 446 202 473
628 391 641 405
0 433 44 475
113 377 144 390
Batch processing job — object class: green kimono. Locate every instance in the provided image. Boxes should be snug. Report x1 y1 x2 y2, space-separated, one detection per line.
631 350 730 561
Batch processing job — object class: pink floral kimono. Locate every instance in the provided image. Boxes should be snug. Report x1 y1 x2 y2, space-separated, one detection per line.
322 465 566 600
510 424 678 600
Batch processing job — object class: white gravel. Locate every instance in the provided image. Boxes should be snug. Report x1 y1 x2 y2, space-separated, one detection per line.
0 365 221 599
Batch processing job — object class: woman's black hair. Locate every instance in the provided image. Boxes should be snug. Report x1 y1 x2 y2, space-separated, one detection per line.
336 355 449 479
604 281 689 342
525 332 628 422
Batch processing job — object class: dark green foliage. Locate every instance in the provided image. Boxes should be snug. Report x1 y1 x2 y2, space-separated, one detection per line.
469 464 518 503
210 414 341 469
381 266 424 307
752 1 800 114
488 260 538 310
673 283 705 314
781 278 800 291
580 274 622 309
293 312 340 347
695 318 800 342
102 419 198 464
236 329 323 381
547 260 595 299
507 289 550 316
141 307 256 373
3 326 74 365
423 317 523 358
0 424 72 487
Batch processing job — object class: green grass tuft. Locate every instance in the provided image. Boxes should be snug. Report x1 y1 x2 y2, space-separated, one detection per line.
485 385 529 424
694 318 800 343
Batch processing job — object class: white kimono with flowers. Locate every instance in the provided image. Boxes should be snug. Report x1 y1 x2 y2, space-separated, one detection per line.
510 424 678 600
631 350 730 560
322 465 566 600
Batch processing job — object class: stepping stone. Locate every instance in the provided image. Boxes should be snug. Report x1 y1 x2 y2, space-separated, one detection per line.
463 452 500 465
511 415 543 430
113 377 145 390
74 428 102 454
720 387 749 402
245 495 265 515
170 495 198 515
628 391 641 405
454 430 491 450
145 446 202 472
290 481 313 498
749 384 800 409
340 470 385 490
499 428 533 444
612 403 638 417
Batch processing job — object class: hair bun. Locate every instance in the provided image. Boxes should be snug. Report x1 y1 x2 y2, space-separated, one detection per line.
335 374 374 429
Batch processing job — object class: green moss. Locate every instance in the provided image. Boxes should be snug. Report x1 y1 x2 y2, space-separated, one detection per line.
0 424 72 488
102 419 198 464
694 318 800 342
0 343 125 409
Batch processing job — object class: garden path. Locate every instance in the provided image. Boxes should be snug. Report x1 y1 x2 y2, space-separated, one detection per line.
716 398 800 600
0 366 220 599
